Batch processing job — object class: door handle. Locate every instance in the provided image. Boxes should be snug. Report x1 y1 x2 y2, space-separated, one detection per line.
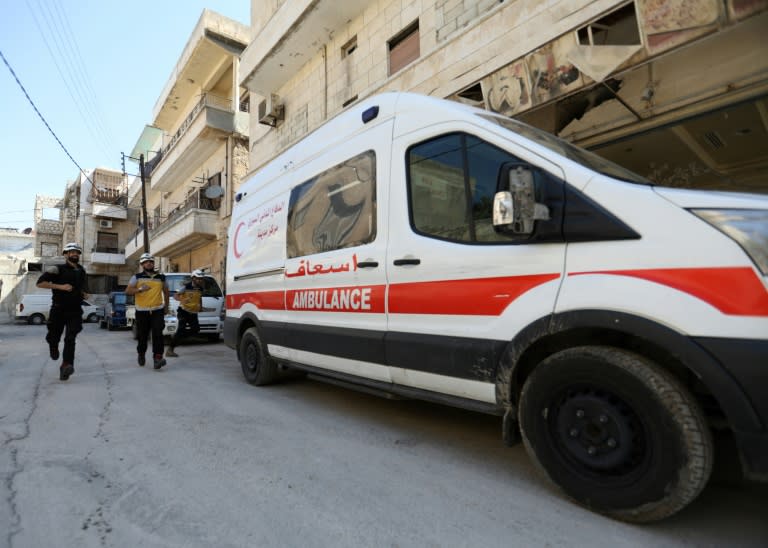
356 260 379 268
393 258 421 266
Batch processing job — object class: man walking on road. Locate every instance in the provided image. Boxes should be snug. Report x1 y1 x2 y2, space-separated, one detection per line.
36 242 89 381
166 269 205 358
126 253 169 370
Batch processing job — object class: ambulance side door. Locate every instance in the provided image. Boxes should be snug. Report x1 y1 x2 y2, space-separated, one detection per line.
385 122 567 403
273 119 394 384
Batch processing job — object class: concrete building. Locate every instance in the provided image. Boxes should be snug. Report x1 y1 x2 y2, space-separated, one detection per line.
0 228 36 322
125 9 251 284
64 167 137 292
238 0 767 193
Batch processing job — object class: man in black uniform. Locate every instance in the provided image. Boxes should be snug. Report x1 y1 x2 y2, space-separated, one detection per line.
36 242 89 381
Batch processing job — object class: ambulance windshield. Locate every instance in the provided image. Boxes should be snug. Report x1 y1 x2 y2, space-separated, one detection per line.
478 113 652 185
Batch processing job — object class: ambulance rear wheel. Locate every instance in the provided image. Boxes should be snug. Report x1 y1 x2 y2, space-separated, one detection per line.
239 327 277 386
518 346 713 523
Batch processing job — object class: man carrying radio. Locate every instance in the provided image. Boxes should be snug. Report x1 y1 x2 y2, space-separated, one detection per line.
126 253 169 369
165 269 205 358
36 242 89 381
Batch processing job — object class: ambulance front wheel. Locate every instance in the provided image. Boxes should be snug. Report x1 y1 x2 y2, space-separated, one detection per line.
518 345 713 523
239 327 277 386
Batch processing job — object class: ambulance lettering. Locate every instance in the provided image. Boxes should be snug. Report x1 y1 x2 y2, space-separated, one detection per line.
290 287 372 311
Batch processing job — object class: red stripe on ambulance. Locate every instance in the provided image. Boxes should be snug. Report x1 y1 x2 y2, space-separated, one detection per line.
388 273 560 315
227 290 284 311
571 266 768 316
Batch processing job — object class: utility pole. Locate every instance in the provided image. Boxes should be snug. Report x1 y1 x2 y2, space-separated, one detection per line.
139 154 150 253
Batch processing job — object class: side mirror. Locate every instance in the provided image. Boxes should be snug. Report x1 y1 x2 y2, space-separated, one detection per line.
493 165 550 235
493 191 514 225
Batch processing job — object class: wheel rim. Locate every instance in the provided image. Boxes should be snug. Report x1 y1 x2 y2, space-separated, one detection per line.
244 342 259 374
552 386 648 477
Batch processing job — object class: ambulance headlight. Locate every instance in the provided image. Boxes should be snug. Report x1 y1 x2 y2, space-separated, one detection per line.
691 209 768 275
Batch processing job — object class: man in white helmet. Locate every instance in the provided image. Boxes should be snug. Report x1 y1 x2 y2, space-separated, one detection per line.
126 253 170 369
36 242 89 381
165 269 206 358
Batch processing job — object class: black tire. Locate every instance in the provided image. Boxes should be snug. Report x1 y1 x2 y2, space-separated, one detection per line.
518 346 713 523
29 313 45 325
207 334 220 342
107 320 115 331
239 327 277 386
100 320 107 329
86 313 98 323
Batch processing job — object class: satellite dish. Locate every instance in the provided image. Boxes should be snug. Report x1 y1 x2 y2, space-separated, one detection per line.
204 185 224 199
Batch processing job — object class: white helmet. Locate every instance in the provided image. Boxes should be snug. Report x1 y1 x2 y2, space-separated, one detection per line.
191 269 205 278
63 242 82 253
139 252 155 264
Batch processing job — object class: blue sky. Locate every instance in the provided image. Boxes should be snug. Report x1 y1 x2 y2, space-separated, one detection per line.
0 0 250 231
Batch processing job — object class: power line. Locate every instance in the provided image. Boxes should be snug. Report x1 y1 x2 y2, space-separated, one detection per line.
25 0 114 160
0 48 94 188
47 0 118 150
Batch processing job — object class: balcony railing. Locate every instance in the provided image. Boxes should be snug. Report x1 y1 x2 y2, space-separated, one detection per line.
144 93 233 177
159 189 218 230
90 189 128 205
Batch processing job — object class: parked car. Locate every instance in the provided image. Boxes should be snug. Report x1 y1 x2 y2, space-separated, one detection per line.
99 291 134 331
130 273 224 342
16 294 101 324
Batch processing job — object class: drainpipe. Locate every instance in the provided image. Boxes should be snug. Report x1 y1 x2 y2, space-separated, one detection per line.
323 44 328 121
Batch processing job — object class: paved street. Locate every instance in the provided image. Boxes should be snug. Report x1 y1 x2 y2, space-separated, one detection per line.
0 321 766 548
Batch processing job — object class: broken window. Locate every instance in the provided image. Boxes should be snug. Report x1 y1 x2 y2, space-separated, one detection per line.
577 3 640 46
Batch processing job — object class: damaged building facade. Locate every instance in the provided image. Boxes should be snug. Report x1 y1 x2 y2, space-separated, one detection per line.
239 0 767 193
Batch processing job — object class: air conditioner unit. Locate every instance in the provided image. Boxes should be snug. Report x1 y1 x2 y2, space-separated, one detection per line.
99 219 113 228
258 93 284 127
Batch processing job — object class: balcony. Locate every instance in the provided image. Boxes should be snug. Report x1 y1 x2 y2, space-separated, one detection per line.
146 93 248 193
91 246 126 265
93 200 128 220
124 189 219 260
124 227 145 262
240 1 369 95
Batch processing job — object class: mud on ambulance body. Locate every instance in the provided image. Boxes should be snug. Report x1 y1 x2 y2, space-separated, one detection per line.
225 92 768 522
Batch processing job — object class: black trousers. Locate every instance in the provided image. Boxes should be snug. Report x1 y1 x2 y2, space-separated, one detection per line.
135 309 165 357
46 305 83 364
171 308 199 347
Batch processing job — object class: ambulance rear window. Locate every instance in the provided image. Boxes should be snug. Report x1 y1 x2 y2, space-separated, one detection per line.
287 150 377 258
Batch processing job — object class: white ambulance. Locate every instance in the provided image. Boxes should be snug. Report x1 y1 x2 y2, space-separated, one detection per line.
225 92 768 522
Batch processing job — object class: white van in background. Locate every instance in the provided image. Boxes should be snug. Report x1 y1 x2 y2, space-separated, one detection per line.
15 294 101 324
223 92 768 522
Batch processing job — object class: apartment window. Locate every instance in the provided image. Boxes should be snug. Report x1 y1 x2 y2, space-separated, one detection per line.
341 36 358 59
239 94 250 113
96 232 119 253
388 20 419 75
577 3 640 45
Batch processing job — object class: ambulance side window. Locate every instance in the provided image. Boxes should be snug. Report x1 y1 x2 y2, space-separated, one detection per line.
287 150 377 258
407 133 521 243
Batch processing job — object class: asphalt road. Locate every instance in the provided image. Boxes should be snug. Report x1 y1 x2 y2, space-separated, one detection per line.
1 322 766 548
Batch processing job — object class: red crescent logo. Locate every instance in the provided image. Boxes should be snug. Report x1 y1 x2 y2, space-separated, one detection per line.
233 222 245 259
